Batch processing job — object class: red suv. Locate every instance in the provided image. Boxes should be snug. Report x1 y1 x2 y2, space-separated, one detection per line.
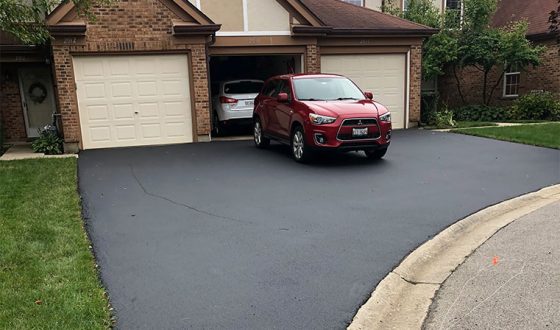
253 74 392 162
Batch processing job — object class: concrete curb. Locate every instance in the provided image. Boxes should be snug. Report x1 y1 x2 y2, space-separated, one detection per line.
348 184 560 330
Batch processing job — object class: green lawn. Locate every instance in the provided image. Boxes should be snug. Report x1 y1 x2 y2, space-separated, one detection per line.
0 159 111 329
454 121 498 128
454 122 560 149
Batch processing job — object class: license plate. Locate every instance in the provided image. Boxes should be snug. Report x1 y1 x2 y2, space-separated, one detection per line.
245 100 254 106
352 127 368 137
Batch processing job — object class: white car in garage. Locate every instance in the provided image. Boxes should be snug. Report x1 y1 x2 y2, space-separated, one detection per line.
212 79 264 135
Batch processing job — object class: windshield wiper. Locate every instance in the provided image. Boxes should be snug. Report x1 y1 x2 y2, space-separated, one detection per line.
334 97 359 100
299 98 323 101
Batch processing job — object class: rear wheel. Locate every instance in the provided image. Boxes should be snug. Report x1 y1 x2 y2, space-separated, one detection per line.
364 148 388 160
212 112 223 136
291 126 312 163
253 118 270 148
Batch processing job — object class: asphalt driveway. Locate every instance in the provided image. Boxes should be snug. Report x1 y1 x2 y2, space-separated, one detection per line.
78 130 560 329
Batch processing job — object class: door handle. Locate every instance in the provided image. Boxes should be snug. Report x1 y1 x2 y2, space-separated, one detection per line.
134 111 139 114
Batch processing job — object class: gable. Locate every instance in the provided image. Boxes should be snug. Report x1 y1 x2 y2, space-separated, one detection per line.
47 0 219 37
186 0 322 35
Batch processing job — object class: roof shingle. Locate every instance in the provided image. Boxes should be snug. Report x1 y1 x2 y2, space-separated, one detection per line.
492 0 558 37
299 0 436 35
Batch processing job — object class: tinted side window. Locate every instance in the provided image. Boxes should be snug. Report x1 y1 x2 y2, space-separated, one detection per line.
279 80 292 100
262 80 278 97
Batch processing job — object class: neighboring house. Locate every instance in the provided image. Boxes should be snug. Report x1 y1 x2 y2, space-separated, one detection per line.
438 0 560 107
0 0 435 151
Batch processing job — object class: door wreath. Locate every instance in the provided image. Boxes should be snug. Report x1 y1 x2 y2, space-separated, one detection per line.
28 82 48 104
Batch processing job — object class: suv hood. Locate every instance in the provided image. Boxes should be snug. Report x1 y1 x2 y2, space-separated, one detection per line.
303 100 385 117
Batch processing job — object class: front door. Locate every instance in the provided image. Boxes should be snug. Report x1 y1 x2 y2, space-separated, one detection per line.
18 67 57 138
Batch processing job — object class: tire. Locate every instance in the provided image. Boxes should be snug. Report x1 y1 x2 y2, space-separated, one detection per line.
253 118 270 148
212 112 222 136
291 125 312 163
364 148 388 160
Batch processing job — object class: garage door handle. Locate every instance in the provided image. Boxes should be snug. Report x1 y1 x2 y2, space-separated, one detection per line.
134 111 139 114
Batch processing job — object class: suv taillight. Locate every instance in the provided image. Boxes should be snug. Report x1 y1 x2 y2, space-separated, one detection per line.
220 96 238 104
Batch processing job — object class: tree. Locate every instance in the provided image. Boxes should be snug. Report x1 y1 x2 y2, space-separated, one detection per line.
549 0 560 44
0 0 110 44
384 0 545 106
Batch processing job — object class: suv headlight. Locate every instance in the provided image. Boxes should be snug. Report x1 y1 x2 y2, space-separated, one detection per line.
379 112 391 123
309 113 336 125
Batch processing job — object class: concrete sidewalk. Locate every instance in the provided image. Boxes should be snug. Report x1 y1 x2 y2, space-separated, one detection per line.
424 201 560 329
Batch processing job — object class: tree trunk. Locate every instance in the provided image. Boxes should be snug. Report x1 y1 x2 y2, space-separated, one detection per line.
452 65 466 105
487 70 505 106
482 70 489 105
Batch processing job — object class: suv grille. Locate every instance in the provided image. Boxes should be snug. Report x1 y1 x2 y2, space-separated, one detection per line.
337 118 381 141
342 118 377 126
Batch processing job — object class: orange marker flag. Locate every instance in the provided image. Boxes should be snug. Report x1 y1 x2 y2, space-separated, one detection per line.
492 256 499 265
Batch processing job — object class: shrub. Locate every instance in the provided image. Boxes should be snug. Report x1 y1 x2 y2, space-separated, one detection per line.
512 91 560 120
31 126 63 155
429 108 456 128
452 105 513 122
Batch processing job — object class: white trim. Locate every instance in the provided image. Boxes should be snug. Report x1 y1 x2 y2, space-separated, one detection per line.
503 71 520 98
405 50 411 129
195 0 200 9
216 31 292 36
242 0 249 32
17 70 33 138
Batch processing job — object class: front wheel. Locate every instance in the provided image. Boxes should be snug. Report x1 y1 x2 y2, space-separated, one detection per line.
364 148 388 160
291 126 312 163
254 118 270 148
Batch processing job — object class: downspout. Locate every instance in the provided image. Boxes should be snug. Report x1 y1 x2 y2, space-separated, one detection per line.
205 34 216 142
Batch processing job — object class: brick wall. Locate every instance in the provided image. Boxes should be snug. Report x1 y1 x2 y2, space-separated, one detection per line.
439 39 560 108
306 44 321 73
409 45 422 124
0 70 27 141
51 0 212 146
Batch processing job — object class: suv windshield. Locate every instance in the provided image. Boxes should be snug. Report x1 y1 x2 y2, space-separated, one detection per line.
224 81 264 94
293 77 365 101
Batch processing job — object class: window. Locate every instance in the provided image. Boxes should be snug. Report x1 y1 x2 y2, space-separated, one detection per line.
445 0 463 28
503 64 520 97
402 0 410 11
224 81 263 94
293 77 365 101
341 0 364 6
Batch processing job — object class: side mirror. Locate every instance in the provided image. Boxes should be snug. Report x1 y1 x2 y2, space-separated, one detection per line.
277 92 289 103
364 91 374 100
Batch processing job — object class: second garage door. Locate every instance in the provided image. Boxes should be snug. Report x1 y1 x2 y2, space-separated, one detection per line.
321 54 407 129
73 54 193 149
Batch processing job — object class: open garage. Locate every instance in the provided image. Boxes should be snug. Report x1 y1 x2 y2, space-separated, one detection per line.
209 54 303 136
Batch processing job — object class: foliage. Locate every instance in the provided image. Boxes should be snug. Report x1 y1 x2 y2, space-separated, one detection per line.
384 0 545 106
0 159 111 329
549 0 560 45
31 126 63 155
452 105 514 121
454 123 560 149
428 108 456 128
0 0 111 44
511 91 560 120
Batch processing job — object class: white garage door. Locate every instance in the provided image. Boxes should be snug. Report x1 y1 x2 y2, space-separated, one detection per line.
321 54 407 129
73 54 193 149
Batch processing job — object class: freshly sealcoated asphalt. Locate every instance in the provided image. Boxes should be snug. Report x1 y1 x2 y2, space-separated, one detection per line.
78 129 559 329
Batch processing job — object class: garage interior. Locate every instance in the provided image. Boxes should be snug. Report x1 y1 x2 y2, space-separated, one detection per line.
209 54 303 137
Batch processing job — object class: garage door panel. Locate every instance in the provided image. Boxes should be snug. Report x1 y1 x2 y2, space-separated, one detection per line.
74 54 193 149
165 122 189 138
321 54 406 129
89 126 112 142
111 82 133 98
86 105 110 121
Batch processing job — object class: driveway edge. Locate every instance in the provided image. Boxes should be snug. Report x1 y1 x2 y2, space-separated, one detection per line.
347 184 560 330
